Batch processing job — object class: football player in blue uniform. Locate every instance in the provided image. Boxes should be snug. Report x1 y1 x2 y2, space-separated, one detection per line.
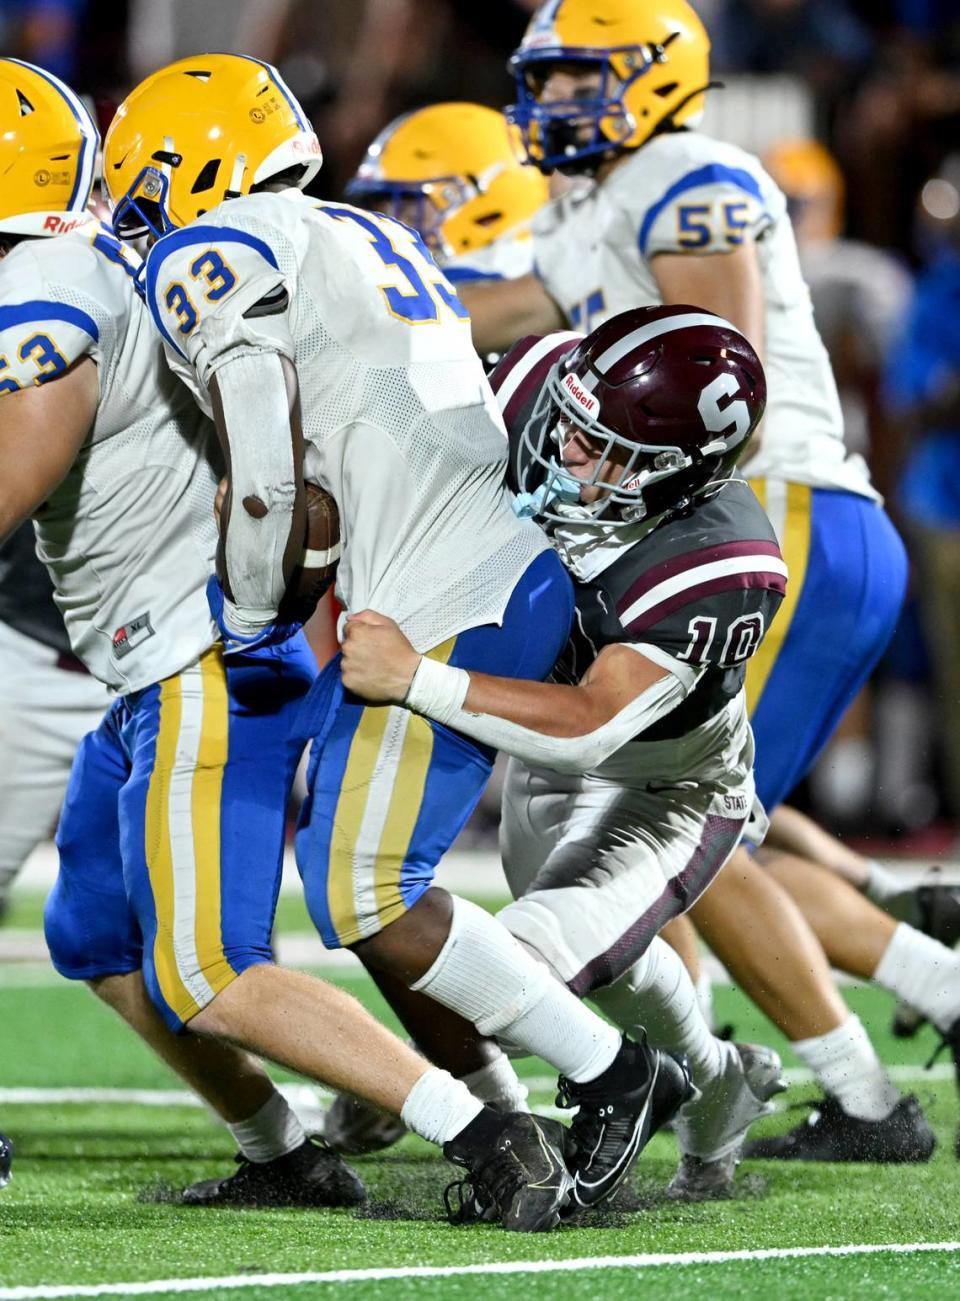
0 58 571 1230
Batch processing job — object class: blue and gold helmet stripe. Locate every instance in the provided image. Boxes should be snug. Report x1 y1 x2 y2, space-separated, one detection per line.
231 52 309 130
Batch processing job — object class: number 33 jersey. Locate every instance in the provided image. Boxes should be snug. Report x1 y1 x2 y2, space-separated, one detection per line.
0 221 221 692
143 188 549 652
532 132 878 501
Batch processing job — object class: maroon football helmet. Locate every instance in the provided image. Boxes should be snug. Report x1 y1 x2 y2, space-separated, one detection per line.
519 304 766 526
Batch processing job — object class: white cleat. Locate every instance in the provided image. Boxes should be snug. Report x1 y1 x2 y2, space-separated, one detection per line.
667 1041 786 1201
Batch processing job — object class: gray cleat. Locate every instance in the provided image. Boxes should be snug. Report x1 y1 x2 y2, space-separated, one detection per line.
323 1091 408 1156
667 1042 786 1201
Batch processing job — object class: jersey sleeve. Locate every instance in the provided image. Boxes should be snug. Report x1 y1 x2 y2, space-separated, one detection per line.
0 243 102 395
638 164 772 260
616 539 787 675
143 221 297 383
0 293 100 397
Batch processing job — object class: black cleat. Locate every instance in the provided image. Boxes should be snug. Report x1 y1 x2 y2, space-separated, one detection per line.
181 1135 366 1208
557 1036 694 1211
889 869 960 1039
917 871 960 948
443 1109 572 1232
744 1094 936 1163
0 1132 11 1189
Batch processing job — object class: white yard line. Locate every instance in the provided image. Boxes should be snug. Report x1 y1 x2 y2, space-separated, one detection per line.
1 1241 958 1300
0 1063 952 1110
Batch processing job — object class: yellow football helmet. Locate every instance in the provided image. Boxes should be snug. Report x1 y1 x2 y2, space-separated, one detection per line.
103 54 321 239
0 58 99 238
507 0 711 173
764 138 845 241
345 103 549 261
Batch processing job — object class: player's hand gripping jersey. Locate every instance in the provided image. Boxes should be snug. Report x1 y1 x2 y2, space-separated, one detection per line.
0 219 221 691
493 331 787 763
144 189 549 651
532 135 879 500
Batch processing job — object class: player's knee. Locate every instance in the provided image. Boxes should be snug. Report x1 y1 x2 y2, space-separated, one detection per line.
351 887 454 984
496 895 577 987
44 881 139 980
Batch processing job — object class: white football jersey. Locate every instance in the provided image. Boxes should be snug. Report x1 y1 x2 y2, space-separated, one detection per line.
532 133 879 500
0 220 221 692
143 189 548 652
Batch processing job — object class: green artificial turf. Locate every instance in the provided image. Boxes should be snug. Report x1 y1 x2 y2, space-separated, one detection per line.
1 912 959 1297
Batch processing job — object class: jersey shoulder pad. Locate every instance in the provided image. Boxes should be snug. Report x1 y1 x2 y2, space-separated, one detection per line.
144 215 291 366
625 135 778 260
0 242 104 395
609 487 786 666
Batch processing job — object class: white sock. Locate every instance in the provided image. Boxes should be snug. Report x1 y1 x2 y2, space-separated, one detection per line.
590 937 724 1089
792 1014 900 1121
413 896 621 1084
400 1067 484 1147
227 1090 306 1163
695 968 717 1034
460 1054 529 1112
873 922 960 1033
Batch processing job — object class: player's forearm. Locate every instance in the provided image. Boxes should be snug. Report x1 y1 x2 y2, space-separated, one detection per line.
404 654 687 773
458 274 566 356
208 354 305 633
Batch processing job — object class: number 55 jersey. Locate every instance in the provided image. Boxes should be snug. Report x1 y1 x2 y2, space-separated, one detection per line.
532 131 879 501
143 187 549 653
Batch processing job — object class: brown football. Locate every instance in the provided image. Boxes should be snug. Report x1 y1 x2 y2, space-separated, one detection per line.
280 482 341 622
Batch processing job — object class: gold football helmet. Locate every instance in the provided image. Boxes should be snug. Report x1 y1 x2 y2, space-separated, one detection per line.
507 0 711 173
0 58 99 237
346 103 549 261
103 54 321 239
764 138 845 242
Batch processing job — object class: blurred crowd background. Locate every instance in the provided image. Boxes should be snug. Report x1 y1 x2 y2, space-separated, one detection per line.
3 0 960 849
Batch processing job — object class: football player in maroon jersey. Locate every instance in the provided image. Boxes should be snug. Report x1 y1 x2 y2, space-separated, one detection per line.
341 306 798 1200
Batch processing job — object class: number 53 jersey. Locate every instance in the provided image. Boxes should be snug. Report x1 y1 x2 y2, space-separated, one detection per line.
143 188 549 652
0 221 221 692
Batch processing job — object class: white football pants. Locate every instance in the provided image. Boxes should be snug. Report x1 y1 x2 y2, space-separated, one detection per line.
498 695 760 995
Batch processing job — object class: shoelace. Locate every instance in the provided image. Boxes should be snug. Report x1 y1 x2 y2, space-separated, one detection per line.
443 1146 524 1224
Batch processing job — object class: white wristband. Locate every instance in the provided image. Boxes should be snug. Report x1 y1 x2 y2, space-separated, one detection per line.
404 656 470 726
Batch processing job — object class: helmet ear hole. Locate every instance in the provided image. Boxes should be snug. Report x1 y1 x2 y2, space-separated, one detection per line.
191 158 221 194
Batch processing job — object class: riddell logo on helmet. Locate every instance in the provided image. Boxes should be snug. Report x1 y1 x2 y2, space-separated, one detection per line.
42 215 86 234
562 372 600 418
